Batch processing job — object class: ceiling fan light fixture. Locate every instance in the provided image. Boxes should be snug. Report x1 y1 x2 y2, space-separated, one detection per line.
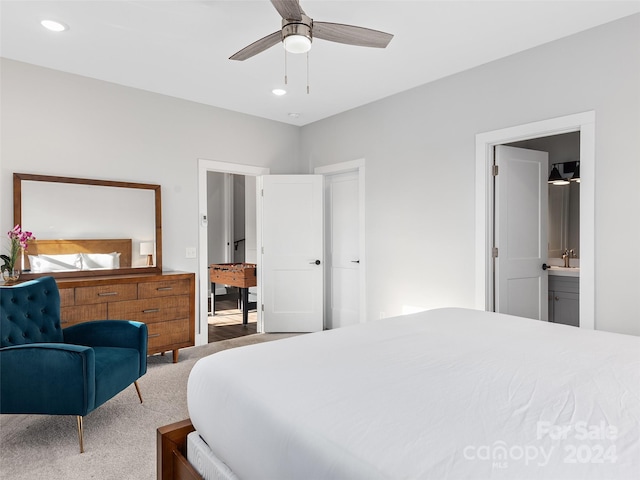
282 15 312 54
283 34 311 54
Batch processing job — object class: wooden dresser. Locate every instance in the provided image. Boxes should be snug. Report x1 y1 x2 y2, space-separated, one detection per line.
56 272 195 363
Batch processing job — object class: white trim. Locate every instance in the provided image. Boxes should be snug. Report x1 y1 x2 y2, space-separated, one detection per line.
314 159 367 325
315 158 365 175
475 111 595 330
256 175 264 334
197 159 269 346
223 173 233 263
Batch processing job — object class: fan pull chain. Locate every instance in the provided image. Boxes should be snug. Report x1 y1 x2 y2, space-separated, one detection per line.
306 51 310 94
284 50 288 85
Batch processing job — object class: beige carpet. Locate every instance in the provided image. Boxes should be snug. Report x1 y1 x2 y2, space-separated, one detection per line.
0 334 297 480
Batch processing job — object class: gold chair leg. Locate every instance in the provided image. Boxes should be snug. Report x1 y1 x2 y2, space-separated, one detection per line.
76 416 84 453
134 380 143 403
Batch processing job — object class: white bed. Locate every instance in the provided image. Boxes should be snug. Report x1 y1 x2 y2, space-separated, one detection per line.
186 308 640 479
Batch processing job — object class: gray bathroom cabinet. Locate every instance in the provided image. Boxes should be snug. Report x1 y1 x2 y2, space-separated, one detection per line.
548 275 579 327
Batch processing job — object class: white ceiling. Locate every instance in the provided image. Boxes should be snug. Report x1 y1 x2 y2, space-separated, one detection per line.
2 1 639 126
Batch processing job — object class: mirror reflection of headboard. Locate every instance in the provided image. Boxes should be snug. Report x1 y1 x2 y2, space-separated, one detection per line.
14 173 162 279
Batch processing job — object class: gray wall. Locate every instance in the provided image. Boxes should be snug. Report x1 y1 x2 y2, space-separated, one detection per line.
1 14 638 336
233 174 246 263
1 58 301 281
300 14 640 335
207 171 227 266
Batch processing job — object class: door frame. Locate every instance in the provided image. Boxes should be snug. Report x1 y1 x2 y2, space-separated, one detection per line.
474 111 595 329
314 159 366 325
197 158 269 346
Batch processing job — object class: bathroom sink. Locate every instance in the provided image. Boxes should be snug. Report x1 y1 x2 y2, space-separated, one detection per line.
548 266 580 277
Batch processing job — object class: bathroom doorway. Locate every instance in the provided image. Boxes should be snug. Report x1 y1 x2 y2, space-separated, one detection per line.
503 132 580 326
474 111 595 329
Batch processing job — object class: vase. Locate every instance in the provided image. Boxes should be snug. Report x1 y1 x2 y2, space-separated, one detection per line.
2 269 20 284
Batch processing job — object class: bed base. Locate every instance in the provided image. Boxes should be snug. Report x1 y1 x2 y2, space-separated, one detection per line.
157 418 203 480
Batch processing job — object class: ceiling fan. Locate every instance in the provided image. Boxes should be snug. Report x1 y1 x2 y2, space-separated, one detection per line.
229 0 394 61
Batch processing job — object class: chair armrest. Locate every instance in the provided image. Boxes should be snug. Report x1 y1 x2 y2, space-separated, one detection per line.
64 320 147 350
64 320 148 374
0 343 96 416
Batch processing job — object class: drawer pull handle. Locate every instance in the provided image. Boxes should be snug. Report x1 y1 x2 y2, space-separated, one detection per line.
143 308 161 314
98 292 119 297
157 287 173 291
148 333 161 338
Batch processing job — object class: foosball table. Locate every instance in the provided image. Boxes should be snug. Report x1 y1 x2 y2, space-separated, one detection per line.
209 263 257 325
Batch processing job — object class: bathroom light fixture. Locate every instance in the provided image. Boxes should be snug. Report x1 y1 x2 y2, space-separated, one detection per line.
548 165 569 185
570 162 580 183
41 20 68 32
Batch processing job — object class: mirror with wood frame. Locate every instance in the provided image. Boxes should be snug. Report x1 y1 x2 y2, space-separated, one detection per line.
13 173 162 279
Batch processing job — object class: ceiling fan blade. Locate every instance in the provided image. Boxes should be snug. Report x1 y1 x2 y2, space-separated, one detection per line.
270 0 303 21
313 22 393 48
229 31 282 61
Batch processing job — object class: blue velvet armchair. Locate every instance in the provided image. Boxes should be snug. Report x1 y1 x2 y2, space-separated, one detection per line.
0 276 148 452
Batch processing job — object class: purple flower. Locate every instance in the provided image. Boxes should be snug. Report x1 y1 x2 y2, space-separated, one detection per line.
2 224 36 271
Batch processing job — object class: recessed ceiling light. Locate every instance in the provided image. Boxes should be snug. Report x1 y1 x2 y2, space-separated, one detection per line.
272 88 287 96
41 20 69 32
288 113 300 119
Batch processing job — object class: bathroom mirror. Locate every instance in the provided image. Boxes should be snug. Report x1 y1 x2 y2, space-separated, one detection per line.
548 170 580 259
14 173 162 279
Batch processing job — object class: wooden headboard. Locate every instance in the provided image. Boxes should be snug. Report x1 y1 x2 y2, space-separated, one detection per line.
25 239 132 270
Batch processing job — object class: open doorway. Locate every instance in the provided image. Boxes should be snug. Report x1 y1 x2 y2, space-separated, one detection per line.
474 111 595 329
197 159 366 344
501 132 580 326
206 172 259 342
196 159 269 347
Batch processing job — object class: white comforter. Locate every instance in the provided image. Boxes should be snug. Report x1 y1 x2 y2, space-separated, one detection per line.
188 308 640 479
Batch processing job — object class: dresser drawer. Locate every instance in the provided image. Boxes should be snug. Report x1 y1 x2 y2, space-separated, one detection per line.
107 295 190 324
60 304 108 326
74 284 138 305
147 318 191 350
138 279 191 299
59 288 75 308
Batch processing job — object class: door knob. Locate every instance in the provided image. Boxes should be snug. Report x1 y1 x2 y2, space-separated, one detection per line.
542 263 549 270
310 260 321 265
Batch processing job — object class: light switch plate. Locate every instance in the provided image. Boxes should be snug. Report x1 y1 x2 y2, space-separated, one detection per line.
185 247 197 259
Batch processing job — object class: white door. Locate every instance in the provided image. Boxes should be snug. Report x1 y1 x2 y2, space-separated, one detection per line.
325 171 360 329
260 175 324 332
495 145 548 321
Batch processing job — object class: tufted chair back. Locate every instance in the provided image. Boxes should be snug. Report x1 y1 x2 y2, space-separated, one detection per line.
0 276 63 348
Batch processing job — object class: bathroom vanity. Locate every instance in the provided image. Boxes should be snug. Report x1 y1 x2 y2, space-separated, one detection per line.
548 267 579 327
